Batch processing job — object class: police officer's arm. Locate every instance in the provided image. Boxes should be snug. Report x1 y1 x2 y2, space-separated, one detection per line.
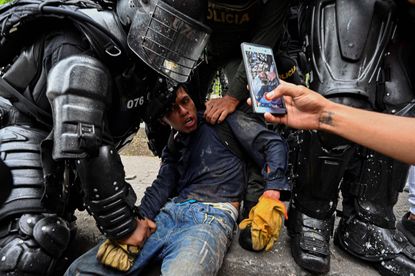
264 81 415 165
205 0 290 124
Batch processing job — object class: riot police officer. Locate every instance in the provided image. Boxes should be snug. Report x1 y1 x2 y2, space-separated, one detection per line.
0 0 210 274
284 0 415 275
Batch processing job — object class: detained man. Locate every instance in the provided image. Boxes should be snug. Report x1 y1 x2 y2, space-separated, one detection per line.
65 84 290 275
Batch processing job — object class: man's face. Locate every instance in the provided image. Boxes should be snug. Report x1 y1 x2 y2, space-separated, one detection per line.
266 70 277 81
162 86 198 133
258 71 267 80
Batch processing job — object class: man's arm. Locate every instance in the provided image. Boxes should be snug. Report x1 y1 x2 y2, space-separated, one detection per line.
204 0 290 124
139 147 181 220
123 147 180 246
226 111 290 197
264 81 415 164
231 110 289 252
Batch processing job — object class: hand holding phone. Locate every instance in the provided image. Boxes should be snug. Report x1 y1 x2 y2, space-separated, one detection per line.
241 42 286 115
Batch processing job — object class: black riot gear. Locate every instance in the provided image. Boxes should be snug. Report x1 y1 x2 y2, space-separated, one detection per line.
0 0 209 274
0 159 12 205
285 0 415 275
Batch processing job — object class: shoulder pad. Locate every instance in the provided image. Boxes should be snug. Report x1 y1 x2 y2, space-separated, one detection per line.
0 0 103 65
0 0 101 37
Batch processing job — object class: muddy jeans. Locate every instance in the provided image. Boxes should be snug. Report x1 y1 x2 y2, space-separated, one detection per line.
65 200 237 276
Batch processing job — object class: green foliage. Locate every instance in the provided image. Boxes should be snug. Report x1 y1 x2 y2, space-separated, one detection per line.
0 0 12 5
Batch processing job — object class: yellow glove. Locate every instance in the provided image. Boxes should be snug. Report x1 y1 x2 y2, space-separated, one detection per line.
239 195 287 251
96 239 140 272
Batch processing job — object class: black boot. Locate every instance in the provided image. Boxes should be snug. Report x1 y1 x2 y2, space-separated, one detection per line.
396 212 415 246
286 205 334 274
334 216 415 276
238 200 260 252
239 200 257 222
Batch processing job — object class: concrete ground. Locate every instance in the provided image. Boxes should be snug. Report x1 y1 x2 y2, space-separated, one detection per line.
65 153 411 276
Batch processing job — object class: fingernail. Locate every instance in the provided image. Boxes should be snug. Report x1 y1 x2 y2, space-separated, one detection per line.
265 92 274 101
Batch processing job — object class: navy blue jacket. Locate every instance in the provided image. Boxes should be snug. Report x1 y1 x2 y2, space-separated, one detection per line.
139 111 289 220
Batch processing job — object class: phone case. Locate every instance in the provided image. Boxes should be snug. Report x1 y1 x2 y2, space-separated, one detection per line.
241 42 286 114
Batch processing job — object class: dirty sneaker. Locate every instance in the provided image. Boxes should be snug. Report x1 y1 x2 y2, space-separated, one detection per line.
396 212 415 246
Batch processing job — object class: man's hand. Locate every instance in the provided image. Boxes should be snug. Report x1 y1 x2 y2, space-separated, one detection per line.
96 218 156 271
260 81 332 130
204 95 239 124
120 218 156 247
262 189 281 201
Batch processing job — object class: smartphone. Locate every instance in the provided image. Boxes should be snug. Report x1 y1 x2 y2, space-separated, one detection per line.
241 42 286 114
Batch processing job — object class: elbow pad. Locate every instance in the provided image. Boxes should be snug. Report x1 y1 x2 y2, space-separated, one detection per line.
77 145 140 239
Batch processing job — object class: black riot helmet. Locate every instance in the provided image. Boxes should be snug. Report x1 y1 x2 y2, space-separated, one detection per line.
116 0 211 83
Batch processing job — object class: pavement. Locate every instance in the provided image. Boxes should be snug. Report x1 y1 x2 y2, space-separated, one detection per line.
66 155 411 276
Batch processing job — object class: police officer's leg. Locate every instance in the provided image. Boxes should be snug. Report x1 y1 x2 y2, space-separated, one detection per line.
0 53 114 275
0 125 71 275
335 147 415 275
286 130 356 273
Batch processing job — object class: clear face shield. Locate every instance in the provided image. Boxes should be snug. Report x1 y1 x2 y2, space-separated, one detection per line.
127 0 211 83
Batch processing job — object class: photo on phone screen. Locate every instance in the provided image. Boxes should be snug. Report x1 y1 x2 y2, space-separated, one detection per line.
241 42 286 114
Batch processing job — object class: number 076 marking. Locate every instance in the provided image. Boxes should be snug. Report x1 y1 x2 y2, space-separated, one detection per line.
127 97 144 109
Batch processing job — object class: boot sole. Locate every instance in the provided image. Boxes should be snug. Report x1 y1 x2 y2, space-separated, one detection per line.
290 236 330 274
334 229 404 276
396 221 415 247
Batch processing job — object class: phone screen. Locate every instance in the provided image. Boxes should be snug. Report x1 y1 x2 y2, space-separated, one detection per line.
241 43 286 114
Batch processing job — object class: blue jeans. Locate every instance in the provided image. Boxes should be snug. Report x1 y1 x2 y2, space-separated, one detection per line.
65 200 236 275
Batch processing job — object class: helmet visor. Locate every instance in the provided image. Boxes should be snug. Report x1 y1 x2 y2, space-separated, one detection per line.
127 0 211 83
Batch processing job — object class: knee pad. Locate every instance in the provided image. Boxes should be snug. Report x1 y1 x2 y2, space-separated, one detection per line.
46 55 111 159
0 213 70 275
